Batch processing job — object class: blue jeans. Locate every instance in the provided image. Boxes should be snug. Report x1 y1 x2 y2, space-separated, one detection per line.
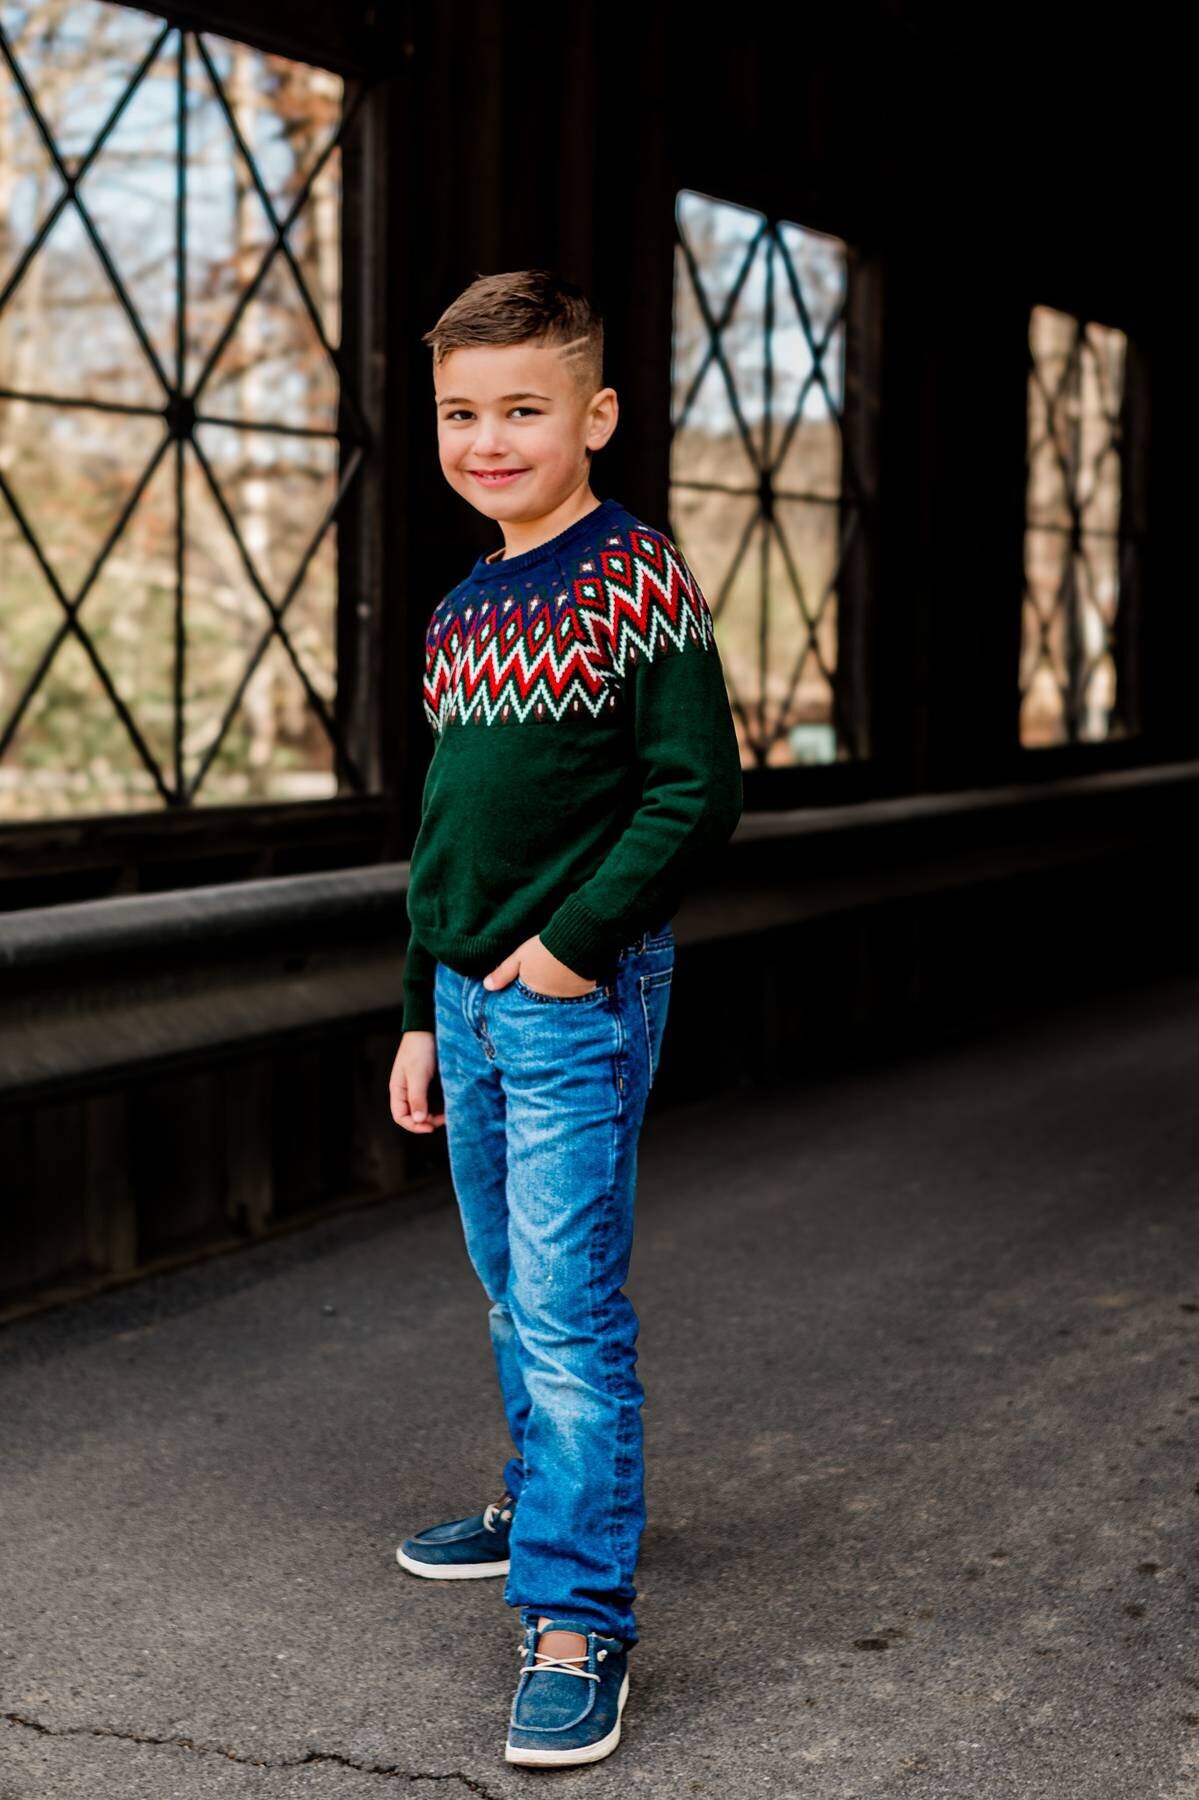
431 921 675 1647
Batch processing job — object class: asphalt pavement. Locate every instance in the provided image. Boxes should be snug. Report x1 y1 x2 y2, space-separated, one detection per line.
3 974 1199 1798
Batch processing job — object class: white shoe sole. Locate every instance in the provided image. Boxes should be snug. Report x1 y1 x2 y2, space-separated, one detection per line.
504 1670 630 1766
396 1545 510 1579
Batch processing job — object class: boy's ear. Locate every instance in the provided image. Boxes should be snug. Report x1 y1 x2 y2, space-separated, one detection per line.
587 386 619 452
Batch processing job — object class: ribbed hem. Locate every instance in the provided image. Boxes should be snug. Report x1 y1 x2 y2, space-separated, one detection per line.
405 908 657 993
405 922 523 989
427 925 519 969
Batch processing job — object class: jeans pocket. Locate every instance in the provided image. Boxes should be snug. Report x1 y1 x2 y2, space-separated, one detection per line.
512 974 606 1005
637 968 673 1087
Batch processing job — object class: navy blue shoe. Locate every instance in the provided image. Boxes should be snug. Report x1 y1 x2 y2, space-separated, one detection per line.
396 1488 516 1579
505 1619 631 1767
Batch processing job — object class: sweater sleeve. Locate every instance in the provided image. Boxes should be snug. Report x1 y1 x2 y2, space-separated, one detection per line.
537 551 743 977
402 609 445 1033
402 917 437 1034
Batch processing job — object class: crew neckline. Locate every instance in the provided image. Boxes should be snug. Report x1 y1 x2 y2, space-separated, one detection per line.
468 496 625 582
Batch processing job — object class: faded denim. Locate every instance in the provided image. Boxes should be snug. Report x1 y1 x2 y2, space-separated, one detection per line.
432 921 675 1646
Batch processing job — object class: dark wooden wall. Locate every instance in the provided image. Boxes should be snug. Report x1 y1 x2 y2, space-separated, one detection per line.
0 0 1182 1317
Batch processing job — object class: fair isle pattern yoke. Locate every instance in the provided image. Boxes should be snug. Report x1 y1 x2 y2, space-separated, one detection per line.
422 521 719 734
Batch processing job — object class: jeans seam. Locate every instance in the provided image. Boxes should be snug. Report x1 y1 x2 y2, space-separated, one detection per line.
638 964 673 1089
594 1038 627 1623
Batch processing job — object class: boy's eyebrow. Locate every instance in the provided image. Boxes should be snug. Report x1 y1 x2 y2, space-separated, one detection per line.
436 391 555 406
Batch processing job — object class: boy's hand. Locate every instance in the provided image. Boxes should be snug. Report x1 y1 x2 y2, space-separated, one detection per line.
483 933 598 998
389 1031 446 1132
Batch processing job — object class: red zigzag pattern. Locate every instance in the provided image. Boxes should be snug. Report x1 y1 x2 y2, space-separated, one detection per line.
423 523 718 734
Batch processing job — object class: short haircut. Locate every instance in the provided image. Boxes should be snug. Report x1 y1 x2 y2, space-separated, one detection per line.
422 269 604 403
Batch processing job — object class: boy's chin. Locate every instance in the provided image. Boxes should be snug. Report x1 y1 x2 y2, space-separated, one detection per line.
458 479 534 511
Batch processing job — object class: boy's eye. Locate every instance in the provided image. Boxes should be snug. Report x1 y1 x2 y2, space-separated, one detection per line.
445 407 540 422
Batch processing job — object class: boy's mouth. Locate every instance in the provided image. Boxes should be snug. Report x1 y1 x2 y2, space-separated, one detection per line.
469 469 530 486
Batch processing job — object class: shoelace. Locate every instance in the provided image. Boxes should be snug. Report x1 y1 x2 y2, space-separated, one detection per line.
518 1643 607 1681
482 1490 515 1533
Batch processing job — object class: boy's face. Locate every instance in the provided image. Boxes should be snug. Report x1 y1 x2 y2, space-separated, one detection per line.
434 341 617 523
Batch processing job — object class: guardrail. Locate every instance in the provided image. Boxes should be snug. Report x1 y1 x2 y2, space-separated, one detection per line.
4 757 1198 1102
4 758 1198 1320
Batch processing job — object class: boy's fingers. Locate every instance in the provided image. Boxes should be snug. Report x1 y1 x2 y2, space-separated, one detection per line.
482 953 519 991
389 1067 446 1132
390 1069 420 1126
399 1066 430 1121
401 1106 446 1132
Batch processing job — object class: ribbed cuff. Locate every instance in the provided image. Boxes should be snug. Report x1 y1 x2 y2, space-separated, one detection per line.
402 992 436 1034
538 893 632 980
403 920 438 1034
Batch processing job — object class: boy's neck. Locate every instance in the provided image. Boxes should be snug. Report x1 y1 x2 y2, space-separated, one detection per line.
483 488 603 564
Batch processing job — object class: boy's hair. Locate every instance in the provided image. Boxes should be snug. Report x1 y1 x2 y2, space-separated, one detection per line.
422 269 604 406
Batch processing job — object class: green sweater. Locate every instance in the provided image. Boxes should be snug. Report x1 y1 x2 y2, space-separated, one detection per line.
402 495 743 1033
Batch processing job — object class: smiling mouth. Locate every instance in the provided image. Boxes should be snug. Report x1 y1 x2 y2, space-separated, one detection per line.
469 469 530 483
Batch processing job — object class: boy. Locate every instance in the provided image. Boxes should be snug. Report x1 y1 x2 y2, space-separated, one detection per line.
388 268 742 1767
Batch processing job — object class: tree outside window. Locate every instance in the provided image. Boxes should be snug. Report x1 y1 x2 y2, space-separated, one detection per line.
1021 304 1148 748
0 0 372 822
670 188 878 771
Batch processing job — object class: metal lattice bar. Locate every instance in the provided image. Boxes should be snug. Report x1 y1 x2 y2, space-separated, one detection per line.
0 19 173 340
671 192 870 767
0 12 375 811
191 32 371 448
185 433 368 798
1022 306 1141 748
